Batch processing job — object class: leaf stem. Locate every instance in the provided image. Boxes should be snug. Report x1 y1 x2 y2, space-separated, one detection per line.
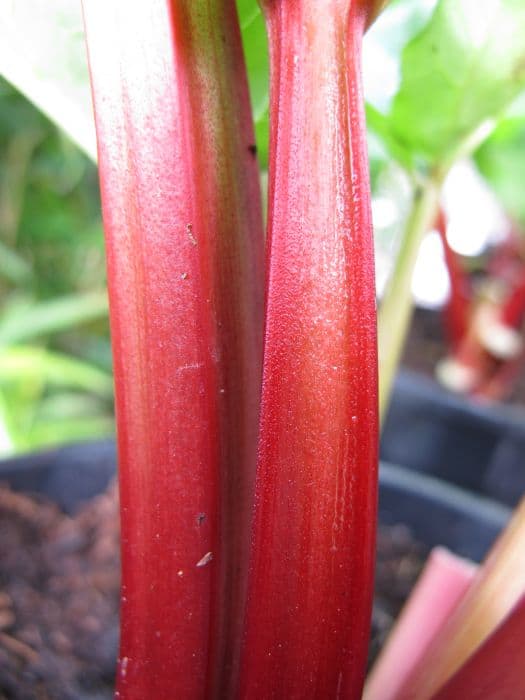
378 174 442 421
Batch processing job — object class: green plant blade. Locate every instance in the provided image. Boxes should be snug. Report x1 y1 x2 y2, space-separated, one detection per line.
25 415 114 449
0 0 96 159
387 0 525 168
476 113 525 227
0 291 108 346
0 346 113 397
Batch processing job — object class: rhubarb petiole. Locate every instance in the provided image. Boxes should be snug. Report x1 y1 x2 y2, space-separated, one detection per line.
378 177 442 421
240 2 378 697
433 594 525 700
82 1 264 697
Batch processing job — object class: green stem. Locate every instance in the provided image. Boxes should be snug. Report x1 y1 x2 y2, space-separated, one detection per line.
377 118 500 422
378 175 442 421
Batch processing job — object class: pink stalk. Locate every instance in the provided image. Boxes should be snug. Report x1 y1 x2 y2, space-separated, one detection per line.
486 222 525 284
239 2 379 697
365 548 477 700
82 2 264 697
433 594 525 700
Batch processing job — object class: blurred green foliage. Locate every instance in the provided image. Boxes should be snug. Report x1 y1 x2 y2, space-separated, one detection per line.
476 95 525 227
0 77 113 456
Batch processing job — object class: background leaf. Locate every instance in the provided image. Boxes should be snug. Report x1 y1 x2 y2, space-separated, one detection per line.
0 0 96 159
378 0 525 169
475 94 525 226
0 291 108 346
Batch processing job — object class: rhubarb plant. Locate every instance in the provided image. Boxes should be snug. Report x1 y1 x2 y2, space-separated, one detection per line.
4 0 525 697
367 493 525 700
432 594 525 700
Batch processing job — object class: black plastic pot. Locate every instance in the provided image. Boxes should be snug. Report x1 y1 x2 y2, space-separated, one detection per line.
0 440 510 562
0 439 116 514
379 462 509 562
0 441 510 700
382 370 525 508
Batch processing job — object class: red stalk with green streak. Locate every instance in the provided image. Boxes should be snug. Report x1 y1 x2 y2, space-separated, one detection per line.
240 1 379 697
82 1 264 697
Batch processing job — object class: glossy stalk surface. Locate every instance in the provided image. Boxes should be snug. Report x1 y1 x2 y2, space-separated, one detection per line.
83 2 264 697
240 2 378 697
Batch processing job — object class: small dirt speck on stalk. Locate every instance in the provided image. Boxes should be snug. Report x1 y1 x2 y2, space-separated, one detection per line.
196 551 213 568
186 223 197 246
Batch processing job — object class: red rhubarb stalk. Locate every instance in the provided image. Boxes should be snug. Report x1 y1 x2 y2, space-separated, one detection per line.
240 2 379 697
82 2 264 697
433 594 525 700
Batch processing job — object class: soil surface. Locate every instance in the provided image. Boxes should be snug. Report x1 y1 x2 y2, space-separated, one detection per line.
0 484 119 700
0 483 427 699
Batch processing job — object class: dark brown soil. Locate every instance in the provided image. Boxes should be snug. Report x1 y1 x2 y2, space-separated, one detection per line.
0 484 119 700
369 524 428 668
0 483 426 699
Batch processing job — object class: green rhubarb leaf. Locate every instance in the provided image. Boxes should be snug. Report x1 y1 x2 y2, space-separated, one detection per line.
475 110 525 227
386 0 525 169
0 0 96 159
364 0 438 114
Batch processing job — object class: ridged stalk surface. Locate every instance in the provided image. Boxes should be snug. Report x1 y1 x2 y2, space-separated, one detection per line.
240 2 378 697
82 2 264 697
